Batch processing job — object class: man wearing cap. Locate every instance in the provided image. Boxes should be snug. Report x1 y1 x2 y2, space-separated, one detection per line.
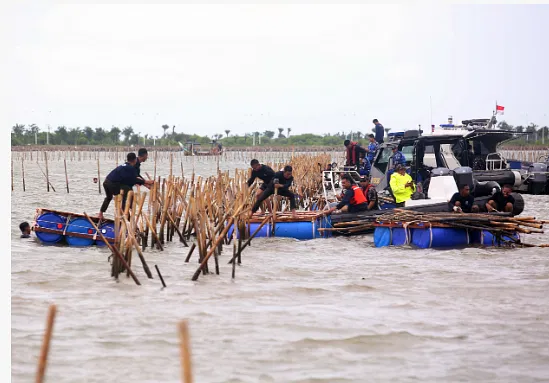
389 164 415 207
391 146 406 168
359 176 378 210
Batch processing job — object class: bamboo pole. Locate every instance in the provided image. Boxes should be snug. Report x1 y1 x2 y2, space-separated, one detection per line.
22 158 26 191
97 158 101 194
44 152 50 192
35 304 57 383
64 158 70 193
179 320 193 383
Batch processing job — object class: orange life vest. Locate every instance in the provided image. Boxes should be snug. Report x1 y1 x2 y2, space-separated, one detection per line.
362 184 375 203
350 185 367 205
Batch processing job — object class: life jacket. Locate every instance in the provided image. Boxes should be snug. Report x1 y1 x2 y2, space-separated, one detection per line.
362 184 375 204
350 185 367 205
346 142 359 166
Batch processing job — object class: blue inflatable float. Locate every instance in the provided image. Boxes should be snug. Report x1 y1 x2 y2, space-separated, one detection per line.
227 215 332 240
33 208 115 247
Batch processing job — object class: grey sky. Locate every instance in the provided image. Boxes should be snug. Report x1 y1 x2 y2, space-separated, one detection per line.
6 4 549 138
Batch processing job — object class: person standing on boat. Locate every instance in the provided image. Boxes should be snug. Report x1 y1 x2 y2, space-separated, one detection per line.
449 184 479 213
247 159 276 199
98 153 154 219
344 140 367 168
486 184 515 213
391 146 406 168
326 174 368 214
135 148 148 178
365 134 378 164
251 165 297 217
359 176 379 210
389 164 415 207
373 119 385 144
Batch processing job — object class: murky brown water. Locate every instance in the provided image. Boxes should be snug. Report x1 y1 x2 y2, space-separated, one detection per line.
11 152 549 382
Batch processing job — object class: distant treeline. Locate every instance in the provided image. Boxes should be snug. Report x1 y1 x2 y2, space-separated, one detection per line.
10 121 549 148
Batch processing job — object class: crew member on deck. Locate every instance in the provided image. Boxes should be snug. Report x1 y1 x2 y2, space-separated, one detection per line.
389 164 415 207
449 184 479 213
98 153 154 219
359 153 371 176
326 174 368 214
247 159 276 199
251 165 297 217
366 134 378 163
486 184 515 213
391 146 406 168
344 140 368 168
359 176 379 210
19 222 31 238
373 119 385 144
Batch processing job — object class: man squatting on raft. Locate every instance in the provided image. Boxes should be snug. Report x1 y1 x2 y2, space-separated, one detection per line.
251 165 297 217
98 152 154 219
325 174 369 215
486 184 515 213
449 184 479 213
247 159 275 199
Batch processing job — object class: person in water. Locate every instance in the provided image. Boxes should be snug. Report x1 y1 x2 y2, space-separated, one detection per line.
251 165 297 217
247 159 276 199
486 184 515 213
98 152 154 219
326 174 368 214
389 164 415 207
19 221 31 238
449 184 479 213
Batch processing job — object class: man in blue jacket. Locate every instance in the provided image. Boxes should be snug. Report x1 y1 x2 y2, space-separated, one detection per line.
372 119 385 144
98 152 154 219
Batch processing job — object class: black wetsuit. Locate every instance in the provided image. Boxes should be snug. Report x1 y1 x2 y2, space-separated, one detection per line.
247 165 275 191
100 162 144 213
252 171 296 213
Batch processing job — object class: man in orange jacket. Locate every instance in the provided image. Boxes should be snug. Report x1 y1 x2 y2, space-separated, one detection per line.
326 174 369 214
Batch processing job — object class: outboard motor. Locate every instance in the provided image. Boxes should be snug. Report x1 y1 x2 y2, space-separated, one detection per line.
528 163 549 195
453 166 474 189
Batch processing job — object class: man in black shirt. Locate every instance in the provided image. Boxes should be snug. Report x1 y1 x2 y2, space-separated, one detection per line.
247 159 275 198
98 152 154 219
486 184 515 213
449 184 479 213
251 165 297 216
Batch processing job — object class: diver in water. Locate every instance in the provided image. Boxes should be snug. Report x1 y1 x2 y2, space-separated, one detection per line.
19 222 31 238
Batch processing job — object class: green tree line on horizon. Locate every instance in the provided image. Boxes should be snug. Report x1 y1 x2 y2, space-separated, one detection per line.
10 122 549 147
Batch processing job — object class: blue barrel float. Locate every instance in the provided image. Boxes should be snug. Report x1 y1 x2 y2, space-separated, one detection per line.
227 215 332 241
35 212 66 244
373 225 409 247
469 230 520 247
411 226 469 249
96 222 116 247
65 217 96 246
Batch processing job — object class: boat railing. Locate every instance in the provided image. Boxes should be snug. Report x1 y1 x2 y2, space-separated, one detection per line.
322 169 363 207
485 152 507 170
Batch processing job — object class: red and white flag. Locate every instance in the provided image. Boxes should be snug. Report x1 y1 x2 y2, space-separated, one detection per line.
496 104 505 115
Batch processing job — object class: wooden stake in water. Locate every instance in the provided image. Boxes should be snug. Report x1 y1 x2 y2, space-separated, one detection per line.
11 158 13 191
22 158 26 192
64 158 70 193
44 152 50 192
97 158 101 194
36 304 57 383
179 320 194 383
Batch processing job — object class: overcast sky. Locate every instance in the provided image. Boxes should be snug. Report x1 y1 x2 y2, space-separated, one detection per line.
5 4 549 138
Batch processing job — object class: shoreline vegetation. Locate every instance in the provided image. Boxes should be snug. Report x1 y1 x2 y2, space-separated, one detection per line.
10 122 549 151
